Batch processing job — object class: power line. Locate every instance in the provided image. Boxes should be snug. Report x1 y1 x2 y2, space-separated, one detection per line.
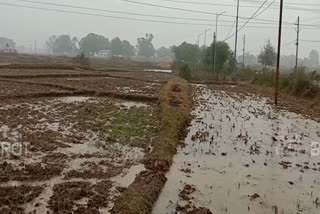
300 39 320 43
0 2 218 26
241 0 320 7
1 1 320 30
8 0 296 26
223 20 236 41
16 0 320 28
153 0 320 12
224 0 270 41
281 40 295 47
253 0 276 18
120 0 294 24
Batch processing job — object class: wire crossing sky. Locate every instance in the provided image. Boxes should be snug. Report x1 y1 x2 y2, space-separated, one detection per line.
1 0 320 57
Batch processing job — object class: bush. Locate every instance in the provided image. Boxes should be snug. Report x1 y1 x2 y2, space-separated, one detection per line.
73 52 90 67
178 64 192 81
251 68 320 99
237 67 257 82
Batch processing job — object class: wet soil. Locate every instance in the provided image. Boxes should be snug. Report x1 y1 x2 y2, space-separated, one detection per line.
22 77 161 98
210 84 320 121
0 81 67 97
0 97 157 213
153 85 320 214
106 71 173 83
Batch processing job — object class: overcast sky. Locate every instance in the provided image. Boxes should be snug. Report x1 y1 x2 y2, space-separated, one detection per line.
1 0 320 57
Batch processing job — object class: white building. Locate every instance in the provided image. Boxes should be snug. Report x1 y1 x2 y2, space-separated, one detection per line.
94 50 111 58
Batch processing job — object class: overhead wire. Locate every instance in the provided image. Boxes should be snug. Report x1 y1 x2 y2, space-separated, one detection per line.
223 0 270 41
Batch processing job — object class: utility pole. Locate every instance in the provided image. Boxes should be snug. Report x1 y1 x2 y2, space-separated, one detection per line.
212 32 216 74
275 0 284 105
213 11 226 74
295 16 300 72
243 35 246 67
233 0 240 81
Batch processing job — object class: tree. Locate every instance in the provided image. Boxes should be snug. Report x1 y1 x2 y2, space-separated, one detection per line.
47 35 77 55
156 46 173 58
136 33 155 57
110 37 123 56
173 42 200 64
202 41 233 72
309 49 319 66
121 40 135 57
0 37 16 48
258 40 277 68
46 35 57 52
79 33 110 56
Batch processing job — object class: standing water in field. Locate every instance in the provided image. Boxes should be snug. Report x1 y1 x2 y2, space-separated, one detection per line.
153 85 320 214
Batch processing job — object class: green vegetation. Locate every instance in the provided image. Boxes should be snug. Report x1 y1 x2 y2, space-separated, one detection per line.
258 39 277 68
109 107 157 147
136 33 156 58
173 41 234 82
172 42 200 65
46 35 78 55
112 78 192 214
239 68 320 99
149 78 191 169
178 64 192 81
79 33 110 56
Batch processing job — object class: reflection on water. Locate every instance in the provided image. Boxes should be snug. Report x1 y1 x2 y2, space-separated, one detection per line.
153 85 320 214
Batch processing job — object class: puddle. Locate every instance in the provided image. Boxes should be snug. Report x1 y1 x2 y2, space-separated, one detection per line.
0 97 149 213
115 101 149 109
144 69 172 73
111 164 145 188
153 85 320 214
56 96 94 104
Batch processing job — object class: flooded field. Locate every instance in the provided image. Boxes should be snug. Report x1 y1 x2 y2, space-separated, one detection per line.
153 85 320 214
0 96 157 213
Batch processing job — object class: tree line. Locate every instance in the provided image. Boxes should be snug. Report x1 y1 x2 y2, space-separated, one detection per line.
172 41 234 73
46 33 157 57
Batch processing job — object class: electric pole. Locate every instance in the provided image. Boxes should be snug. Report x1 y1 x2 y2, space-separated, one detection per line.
275 0 284 105
233 0 240 81
212 32 216 74
295 16 300 72
213 11 226 74
243 35 246 67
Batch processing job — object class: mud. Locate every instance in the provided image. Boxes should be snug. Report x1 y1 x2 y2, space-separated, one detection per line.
0 97 155 213
23 77 161 98
153 85 320 214
0 80 67 97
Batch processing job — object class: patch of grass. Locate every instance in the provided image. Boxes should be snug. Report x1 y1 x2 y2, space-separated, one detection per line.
178 64 192 81
240 68 320 100
148 78 192 170
109 107 157 147
112 78 192 214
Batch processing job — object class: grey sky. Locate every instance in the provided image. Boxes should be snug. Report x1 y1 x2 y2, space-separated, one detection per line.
1 0 320 57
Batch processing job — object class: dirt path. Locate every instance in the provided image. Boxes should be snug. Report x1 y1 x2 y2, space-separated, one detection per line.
153 85 320 214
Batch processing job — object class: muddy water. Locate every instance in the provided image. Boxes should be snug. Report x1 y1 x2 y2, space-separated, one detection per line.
0 97 149 213
153 85 320 214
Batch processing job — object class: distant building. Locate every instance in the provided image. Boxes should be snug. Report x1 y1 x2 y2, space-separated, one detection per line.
0 43 17 54
94 50 111 58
